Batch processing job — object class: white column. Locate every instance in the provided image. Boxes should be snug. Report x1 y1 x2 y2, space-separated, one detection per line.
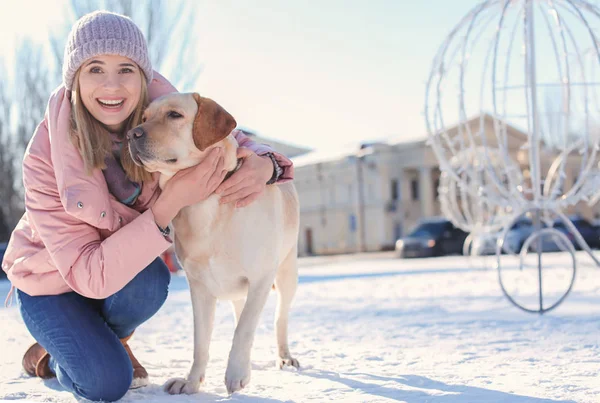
419 166 434 218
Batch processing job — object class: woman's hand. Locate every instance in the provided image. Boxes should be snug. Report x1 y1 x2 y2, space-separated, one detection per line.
215 147 274 208
152 148 226 228
166 148 226 208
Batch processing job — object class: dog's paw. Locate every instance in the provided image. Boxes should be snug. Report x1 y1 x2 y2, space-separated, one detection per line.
163 377 203 395
278 355 300 369
224 361 251 394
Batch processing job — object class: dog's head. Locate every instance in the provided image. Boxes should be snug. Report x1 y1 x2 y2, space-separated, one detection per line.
127 92 237 174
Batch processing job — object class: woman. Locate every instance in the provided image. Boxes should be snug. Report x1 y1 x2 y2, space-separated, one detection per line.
1 11 293 402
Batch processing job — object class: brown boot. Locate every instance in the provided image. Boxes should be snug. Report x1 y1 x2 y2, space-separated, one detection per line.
22 343 55 379
120 333 149 388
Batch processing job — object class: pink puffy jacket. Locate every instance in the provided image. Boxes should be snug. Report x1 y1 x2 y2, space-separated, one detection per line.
2 71 293 301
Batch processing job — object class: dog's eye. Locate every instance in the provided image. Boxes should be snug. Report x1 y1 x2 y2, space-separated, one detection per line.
166 158 178 164
168 111 183 119
141 116 147 123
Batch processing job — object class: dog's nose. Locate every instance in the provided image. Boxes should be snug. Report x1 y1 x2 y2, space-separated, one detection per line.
127 127 146 141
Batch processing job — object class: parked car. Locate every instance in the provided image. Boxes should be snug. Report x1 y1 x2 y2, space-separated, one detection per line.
469 218 532 255
553 215 600 250
0 242 7 280
395 217 468 258
504 217 574 253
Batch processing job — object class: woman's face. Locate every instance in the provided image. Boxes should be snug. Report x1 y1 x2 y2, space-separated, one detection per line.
78 54 143 133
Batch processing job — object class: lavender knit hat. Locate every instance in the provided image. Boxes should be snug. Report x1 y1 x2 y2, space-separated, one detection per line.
62 10 153 90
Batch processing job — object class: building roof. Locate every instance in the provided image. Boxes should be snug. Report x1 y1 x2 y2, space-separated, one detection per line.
291 142 363 167
292 113 530 168
237 128 312 158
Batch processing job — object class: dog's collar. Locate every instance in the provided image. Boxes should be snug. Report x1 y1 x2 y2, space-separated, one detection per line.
222 158 243 183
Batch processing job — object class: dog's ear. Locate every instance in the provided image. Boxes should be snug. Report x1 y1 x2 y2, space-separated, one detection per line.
192 93 237 151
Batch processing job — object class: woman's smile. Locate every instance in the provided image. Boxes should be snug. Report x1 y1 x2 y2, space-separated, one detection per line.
96 97 127 112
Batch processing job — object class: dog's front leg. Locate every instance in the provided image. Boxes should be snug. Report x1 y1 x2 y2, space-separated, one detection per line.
164 280 216 395
225 277 272 394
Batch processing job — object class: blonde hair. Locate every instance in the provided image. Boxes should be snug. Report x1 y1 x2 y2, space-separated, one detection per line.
70 68 152 183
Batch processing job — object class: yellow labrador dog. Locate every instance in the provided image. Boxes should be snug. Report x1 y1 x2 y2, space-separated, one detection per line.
127 93 300 395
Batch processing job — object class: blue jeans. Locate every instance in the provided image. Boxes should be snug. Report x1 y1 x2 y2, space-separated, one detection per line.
16 258 170 402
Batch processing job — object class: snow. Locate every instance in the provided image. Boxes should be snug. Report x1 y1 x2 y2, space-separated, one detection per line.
1 251 600 402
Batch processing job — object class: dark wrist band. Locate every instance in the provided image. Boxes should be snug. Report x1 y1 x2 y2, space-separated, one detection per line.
265 152 283 185
156 223 171 237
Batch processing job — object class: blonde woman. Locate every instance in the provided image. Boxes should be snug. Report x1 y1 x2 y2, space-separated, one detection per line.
1 11 293 402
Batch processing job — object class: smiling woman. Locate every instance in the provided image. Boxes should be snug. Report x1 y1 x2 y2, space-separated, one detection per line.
71 54 150 183
1 10 294 402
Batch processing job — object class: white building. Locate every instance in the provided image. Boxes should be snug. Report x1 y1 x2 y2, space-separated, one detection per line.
288 115 600 256
291 140 441 256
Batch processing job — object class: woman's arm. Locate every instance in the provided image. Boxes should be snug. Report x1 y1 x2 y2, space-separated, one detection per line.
25 181 171 300
233 129 294 183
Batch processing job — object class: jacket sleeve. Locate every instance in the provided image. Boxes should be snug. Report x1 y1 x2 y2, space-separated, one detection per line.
23 128 172 299
233 129 294 183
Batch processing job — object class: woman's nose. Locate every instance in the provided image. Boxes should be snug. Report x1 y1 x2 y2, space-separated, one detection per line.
102 73 122 89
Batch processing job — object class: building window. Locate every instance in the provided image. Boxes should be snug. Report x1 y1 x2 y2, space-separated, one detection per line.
391 179 399 201
411 179 419 201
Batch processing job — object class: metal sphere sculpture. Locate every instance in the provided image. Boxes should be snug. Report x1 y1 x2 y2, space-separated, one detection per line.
425 0 600 313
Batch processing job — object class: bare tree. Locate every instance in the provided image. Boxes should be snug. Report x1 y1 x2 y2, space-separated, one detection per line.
50 0 203 91
0 39 54 241
14 39 56 152
0 60 16 241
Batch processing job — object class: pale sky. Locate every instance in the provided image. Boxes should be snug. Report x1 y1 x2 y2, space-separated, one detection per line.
1 0 599 152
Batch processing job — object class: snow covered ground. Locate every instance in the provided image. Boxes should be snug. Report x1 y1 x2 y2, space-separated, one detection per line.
1 251 600 402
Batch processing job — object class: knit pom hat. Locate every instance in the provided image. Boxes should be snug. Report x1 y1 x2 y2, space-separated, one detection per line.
62 10 153 90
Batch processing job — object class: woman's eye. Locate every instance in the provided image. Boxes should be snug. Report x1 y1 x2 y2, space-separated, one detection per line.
120 68 133 74
90 67 102 74
168 111 183 119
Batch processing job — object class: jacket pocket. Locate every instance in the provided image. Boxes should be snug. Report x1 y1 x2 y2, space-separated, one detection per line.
64 185 113 229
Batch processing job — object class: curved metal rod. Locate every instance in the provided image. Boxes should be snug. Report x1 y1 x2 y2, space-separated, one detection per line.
497 217 577 314
538 1 571 200
463 233 474 256
497 1 527 200
485 0 521 200
425 1 508 200
543 139 584 199
557 0 600 201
